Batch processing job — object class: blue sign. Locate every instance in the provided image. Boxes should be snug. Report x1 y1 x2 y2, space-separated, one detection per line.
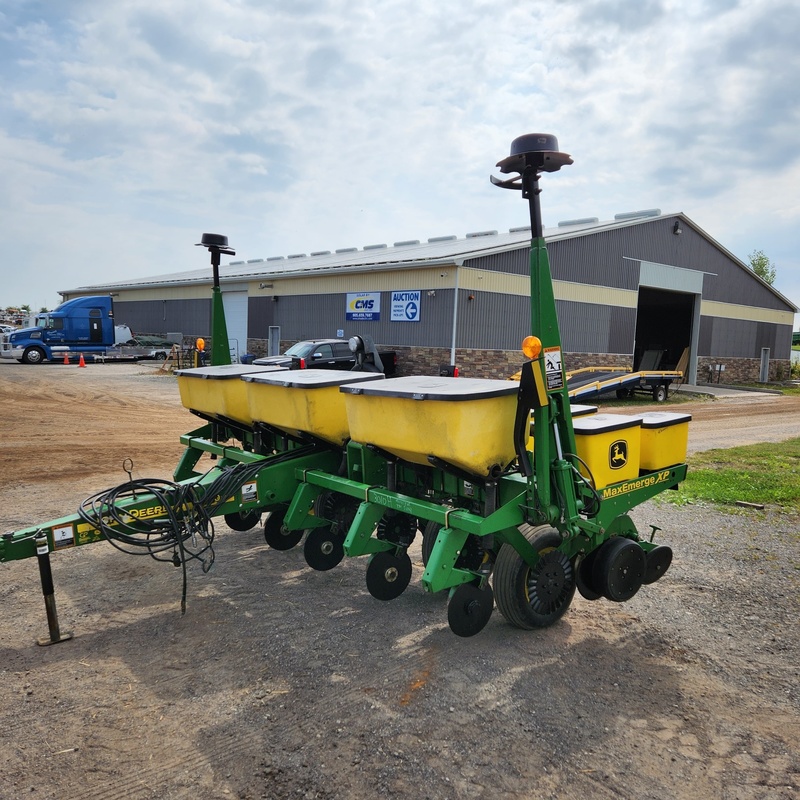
391 290 421 322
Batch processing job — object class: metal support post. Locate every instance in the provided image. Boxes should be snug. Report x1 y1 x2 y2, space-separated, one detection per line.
34 532 73 646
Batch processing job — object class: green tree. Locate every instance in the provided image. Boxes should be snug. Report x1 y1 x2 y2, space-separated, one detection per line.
748 249 776 285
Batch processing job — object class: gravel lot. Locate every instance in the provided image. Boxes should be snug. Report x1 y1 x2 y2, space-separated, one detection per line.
0 361 798 800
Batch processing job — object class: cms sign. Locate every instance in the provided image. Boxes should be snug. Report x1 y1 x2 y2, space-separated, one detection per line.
346 292 381 320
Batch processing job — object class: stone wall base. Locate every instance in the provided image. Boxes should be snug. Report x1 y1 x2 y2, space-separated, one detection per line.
246 339 790 384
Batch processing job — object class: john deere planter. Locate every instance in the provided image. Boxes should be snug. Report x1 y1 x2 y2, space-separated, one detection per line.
0 136 688 643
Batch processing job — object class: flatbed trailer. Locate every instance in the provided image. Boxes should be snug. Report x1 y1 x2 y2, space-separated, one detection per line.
567 366 683 402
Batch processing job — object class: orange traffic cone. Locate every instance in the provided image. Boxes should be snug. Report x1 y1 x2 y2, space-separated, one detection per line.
63 352 69 365
78 353 86 368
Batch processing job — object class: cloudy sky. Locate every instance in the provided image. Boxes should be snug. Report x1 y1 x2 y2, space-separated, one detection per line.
2 0 798 318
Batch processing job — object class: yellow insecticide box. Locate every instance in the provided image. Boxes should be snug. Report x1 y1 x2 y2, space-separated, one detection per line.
342 376 519 477
630 411 692 470
572 413 642 488
243 369 385 445
175 364 287 425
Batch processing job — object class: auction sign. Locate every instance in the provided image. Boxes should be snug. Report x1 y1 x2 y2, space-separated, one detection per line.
390 290 421 322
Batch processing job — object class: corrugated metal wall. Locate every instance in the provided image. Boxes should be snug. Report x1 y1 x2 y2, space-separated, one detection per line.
116 299 209 337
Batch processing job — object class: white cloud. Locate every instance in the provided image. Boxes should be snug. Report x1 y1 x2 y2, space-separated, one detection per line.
0 0 798 314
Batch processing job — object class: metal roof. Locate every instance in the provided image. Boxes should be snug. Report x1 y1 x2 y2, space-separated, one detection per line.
67 213 671 291
62 211 797 311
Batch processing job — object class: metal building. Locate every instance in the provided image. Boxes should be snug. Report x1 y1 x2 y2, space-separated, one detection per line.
64 210 796 383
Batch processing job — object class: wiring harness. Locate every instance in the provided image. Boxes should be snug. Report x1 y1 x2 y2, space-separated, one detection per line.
77 459 268 612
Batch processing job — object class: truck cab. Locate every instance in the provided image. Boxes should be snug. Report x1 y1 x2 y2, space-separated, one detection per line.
0 296 130 364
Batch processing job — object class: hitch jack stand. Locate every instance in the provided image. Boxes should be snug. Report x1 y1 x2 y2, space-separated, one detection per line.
34 532 72 646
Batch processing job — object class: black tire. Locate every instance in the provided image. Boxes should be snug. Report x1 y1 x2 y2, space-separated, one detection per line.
615 388 630 400
22 347 46 365
494 526 576 630
155 351 167 361
574 550 602 601
653 384 668 402
421 521 442 566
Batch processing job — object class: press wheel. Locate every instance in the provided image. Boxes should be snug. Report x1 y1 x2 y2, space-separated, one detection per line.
224 509 262 532
643 544 673 584
591 537 646 602
447 582 494 637
365 551 413 601
494 526 576 629
303 526 345 571
263 510 303 551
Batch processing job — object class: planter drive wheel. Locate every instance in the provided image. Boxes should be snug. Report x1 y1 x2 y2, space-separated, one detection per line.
494 526 576 630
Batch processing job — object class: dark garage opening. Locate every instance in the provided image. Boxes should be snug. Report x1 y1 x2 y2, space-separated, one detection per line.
634 287 694 371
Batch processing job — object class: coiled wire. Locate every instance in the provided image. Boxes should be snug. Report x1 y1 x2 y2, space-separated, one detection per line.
77 459 268 612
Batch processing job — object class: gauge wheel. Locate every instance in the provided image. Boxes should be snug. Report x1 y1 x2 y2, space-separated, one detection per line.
223 509 262 532
591 537 646 602
365 550 413 601
494 526 576 630
421 521 442 566
263 510 303 550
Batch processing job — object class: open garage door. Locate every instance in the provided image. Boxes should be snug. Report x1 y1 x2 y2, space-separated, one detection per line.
634 287 695 374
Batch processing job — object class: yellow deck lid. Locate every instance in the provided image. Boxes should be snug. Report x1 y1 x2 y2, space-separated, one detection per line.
340 375 519 400
631 411 692 428
573 413 643 435
175 364 287 380
243 368 385 389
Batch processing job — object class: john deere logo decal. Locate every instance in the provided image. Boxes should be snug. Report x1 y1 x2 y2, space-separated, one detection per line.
609 440 628 469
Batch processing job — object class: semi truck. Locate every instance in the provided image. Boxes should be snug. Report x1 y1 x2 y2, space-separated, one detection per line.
0 296 134 364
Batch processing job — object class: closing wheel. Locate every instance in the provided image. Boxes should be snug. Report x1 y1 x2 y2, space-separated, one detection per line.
494 526 576 630
224 509 263 532
643 544 673 584
376 513 418 548
591 537 646 602
575 550 602 601
447 582 494 637
365 551 413 601
263 510 303 551
303 526 345 571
